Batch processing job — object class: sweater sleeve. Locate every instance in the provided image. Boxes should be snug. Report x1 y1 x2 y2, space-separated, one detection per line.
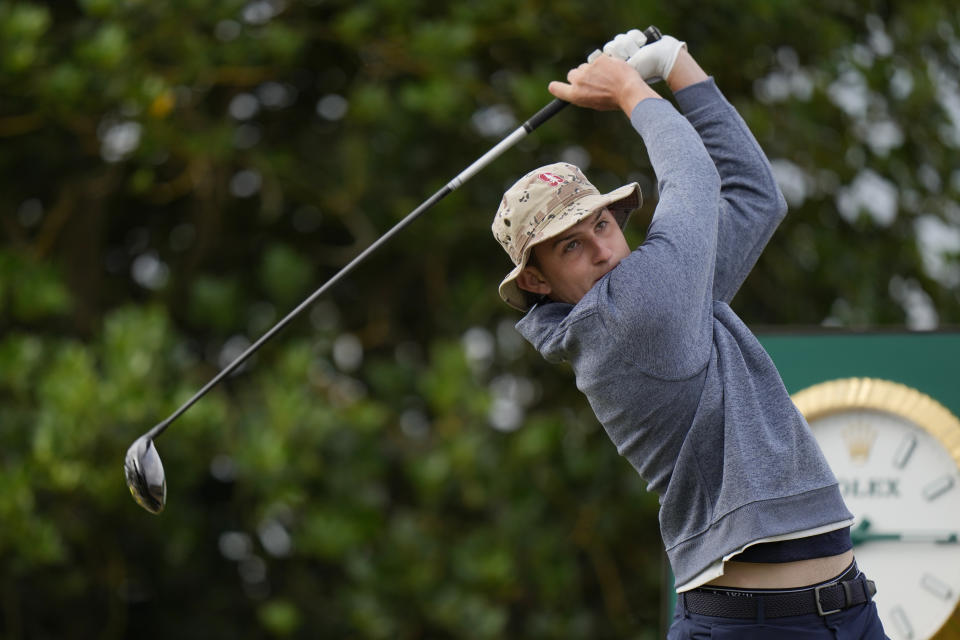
674 78 788 303
596 97 721 379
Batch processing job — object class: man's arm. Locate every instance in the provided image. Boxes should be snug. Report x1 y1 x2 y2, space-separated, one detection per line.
550 56 722 378
664 48 709 92
668 49 788 304
547 54 661 116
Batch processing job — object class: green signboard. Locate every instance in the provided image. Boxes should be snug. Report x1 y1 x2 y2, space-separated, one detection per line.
759 331 960 416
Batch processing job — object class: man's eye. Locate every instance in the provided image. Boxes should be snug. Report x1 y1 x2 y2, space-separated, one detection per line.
596 220 608 231
563 240 579 253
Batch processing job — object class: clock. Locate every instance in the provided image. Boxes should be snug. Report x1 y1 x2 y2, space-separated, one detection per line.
793 377 960 640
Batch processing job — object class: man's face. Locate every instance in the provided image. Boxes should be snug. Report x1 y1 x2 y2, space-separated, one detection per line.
517 208 631 305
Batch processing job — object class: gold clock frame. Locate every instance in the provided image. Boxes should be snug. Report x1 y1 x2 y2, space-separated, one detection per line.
791 377 960 640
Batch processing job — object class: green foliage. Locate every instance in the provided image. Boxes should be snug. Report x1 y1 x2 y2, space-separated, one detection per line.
1 0 958 637
0 250 72 321
258 599 303 636
259 244 314 307
0 3 50 74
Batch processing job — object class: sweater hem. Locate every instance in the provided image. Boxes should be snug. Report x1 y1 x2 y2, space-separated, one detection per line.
665 484 853 588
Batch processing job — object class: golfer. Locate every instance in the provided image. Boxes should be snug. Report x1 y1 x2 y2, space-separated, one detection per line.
491 32 888 638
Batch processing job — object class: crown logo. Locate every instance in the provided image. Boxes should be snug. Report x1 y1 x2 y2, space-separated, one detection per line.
842 420 877 464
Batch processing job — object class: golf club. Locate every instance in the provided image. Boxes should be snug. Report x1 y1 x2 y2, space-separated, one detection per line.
124 26 663 514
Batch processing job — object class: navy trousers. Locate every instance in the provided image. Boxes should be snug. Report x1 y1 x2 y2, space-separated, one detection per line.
667 594 889 639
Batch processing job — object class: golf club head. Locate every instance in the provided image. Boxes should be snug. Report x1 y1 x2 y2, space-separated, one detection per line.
124 436 166 514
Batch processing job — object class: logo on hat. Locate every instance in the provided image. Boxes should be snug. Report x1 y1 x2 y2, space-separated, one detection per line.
538 172 565 187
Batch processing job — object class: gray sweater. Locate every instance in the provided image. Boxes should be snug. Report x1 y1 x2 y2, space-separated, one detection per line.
515 79 852 589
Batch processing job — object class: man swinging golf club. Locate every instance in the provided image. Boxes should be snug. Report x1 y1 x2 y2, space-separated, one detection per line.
492 30 889 638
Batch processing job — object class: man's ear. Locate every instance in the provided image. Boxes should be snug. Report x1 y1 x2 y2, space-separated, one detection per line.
516 265 551 296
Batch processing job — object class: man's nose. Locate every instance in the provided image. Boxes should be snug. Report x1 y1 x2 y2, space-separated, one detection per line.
592 240 613 263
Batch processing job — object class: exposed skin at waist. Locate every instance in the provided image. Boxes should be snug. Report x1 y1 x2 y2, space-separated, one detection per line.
705 549 855 589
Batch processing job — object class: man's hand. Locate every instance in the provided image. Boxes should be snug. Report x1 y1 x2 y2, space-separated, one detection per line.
602 29 709 93
548 55 660 117
603 31 687 84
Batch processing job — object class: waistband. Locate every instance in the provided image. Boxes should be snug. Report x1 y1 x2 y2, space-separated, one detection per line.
681 562 877 619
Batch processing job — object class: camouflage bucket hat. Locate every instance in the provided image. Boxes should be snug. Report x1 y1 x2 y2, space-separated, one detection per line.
492 162 642 311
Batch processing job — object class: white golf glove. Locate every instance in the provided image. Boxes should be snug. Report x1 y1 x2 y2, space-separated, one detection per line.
601 30 686 83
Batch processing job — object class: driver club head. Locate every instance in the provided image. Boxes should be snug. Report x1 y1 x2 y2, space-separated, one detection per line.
124 436 167 514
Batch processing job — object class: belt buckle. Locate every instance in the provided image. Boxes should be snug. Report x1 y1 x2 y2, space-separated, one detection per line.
814 584 842 616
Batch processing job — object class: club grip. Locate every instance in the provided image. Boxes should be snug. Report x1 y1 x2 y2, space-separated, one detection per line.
523 98 569 132
521 26 662 134
643 25 663 44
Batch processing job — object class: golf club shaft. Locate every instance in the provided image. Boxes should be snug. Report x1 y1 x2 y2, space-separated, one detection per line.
144 27 662 441
145 101 563 440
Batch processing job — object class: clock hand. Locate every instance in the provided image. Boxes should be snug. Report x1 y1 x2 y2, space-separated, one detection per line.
850 518 959 546
850 518 874 544
890 532 959 544
850 519 896 545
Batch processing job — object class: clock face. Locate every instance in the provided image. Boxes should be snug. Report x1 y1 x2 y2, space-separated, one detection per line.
808 407 960 640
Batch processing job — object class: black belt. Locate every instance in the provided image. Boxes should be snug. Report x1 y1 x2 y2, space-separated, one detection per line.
682 564 877 619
